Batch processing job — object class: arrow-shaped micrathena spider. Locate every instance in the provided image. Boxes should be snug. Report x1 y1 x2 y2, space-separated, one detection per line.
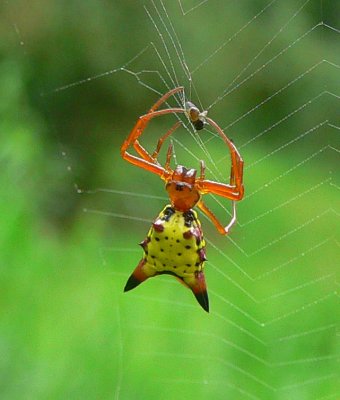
121 87 244 312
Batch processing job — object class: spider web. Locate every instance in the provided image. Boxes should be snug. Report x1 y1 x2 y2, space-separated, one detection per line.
5 0 339 399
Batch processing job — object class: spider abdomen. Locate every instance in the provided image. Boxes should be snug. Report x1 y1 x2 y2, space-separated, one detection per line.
124 205 209 311
146 207 205 275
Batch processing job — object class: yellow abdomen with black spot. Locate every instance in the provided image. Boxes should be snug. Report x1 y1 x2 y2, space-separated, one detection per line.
124 205 209 312
144 206 206 277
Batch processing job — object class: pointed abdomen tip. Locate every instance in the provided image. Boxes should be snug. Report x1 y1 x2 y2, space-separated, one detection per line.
124 274 142 292
195 290 209 312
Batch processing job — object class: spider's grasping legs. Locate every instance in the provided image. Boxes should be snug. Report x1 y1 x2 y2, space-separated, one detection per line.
121 117 183 178
202 117 244 201
121 88 186 179
149 86 184 113
131 121 181 167
194 119 242 234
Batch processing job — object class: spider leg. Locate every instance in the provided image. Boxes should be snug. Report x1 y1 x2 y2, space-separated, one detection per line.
121 108 186 180
197 146 242 201
199 180 243 200
121 149 166 177
195 119 243 234
131 86 184 163
122 87 185 156
133 140 155 164
165 142 173 171
199 160 206 180
152 121 182 160
197 199 237 235
205 116 244 199
149 86 184 113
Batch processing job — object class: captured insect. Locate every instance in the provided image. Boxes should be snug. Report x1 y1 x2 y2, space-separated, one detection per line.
120 87 244 312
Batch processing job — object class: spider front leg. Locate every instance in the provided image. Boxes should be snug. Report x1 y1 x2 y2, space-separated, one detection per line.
195 122 243 234
121 114 184 180
121 87 187 179
148 86 184 113
205 117 244 199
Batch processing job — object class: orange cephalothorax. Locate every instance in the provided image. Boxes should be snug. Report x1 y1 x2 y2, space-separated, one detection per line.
166 165 201 212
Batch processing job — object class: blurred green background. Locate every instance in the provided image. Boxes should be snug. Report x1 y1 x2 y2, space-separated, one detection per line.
1 1 339 399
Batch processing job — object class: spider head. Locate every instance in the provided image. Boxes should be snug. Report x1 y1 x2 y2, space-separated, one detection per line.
166 165 200 211
185 101 208 131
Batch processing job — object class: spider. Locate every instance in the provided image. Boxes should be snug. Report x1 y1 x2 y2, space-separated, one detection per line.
120 87 244 312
